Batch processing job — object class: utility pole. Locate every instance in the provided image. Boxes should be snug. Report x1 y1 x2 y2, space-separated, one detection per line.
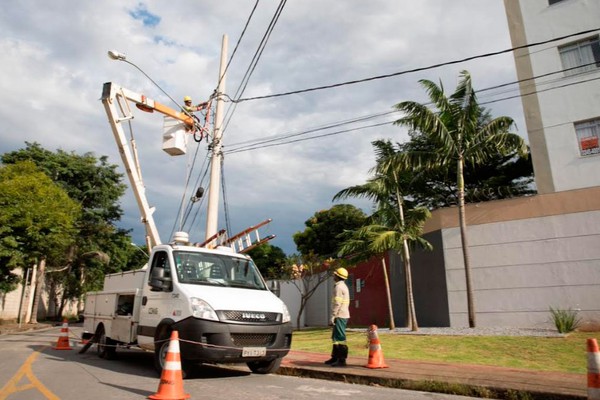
205 34 228 241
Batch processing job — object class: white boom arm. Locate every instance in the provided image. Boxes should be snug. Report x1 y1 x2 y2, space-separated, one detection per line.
101 82 193 248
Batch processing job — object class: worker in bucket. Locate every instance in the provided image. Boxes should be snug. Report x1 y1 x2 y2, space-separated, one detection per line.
182 96 208 115
324 267 350 367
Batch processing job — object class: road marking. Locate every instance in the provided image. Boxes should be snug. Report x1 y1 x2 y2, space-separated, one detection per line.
296 384 362 396
0 348 60 400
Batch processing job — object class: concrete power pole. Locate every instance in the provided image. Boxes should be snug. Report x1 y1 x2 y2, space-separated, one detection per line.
205 34 228 241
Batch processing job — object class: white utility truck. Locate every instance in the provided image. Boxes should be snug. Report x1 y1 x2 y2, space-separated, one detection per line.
82 232 292 375
81 81 292 375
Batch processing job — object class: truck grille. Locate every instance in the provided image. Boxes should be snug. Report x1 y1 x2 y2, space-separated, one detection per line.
231 333 276 347
220 310 280 323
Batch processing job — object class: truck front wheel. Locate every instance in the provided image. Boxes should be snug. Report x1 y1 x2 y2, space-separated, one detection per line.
247 358 282 374
153 329 192 378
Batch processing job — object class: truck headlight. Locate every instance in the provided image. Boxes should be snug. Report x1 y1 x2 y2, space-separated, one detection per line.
282 302 291 323
190 297 219 321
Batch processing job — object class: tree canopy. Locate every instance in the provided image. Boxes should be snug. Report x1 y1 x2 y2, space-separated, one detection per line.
293 204 368 258
396 117 534 210
246 243 287 279
0 161 80 292
1 143 140 312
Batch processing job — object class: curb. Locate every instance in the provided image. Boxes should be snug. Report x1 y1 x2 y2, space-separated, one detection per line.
276 365 586 400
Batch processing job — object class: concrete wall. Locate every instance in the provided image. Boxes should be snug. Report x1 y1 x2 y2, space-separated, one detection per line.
275 275 331 329
0 268 78 323
422 187 600 329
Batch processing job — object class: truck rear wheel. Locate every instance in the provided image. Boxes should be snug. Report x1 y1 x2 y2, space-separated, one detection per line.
96 325 116 359
247 358 281 374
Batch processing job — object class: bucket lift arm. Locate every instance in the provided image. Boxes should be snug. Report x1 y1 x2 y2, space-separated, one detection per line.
101 82 196 249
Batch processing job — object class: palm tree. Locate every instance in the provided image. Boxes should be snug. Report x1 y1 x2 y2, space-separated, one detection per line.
391 70 527 327
335 140 431 331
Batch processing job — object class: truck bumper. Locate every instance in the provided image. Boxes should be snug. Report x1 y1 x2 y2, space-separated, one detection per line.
173 317 293 364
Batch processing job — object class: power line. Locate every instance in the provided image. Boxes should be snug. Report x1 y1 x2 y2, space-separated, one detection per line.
225 121 393 155
224 67 600 155
226 110 397 150
221 0 288 134
481 74 600 105
217 0 260 87
227 27 600 103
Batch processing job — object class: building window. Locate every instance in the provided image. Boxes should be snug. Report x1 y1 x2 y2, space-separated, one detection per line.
559 37 600 76
575 119 600 156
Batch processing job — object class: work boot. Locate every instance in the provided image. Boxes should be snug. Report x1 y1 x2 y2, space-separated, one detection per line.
324 344 338 365
330 344 347 367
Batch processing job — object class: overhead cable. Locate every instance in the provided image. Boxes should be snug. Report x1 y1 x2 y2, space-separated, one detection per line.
221 0 288 136
228 27 600 103
217 0 260 87
224 67 600 154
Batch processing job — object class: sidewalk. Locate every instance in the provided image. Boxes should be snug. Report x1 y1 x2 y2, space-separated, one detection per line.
280 350 587 400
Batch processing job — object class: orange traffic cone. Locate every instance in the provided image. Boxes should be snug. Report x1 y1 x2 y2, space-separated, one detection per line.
365 324 388 369
149 331 190 400
588 338 600 400
53 319 72 350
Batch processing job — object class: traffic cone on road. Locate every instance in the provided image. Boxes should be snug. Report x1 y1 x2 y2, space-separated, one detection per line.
53 319 72 350
365 324 388 369
149 331 190 400
588 338 600 400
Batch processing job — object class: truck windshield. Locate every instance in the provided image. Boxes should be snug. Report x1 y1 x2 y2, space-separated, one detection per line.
173 251 267 290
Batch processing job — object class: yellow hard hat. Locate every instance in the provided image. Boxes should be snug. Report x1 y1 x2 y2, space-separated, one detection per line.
184 96 192 102
334 267 348 280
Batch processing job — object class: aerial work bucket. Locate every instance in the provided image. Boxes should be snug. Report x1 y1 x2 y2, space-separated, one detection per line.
162 117 188 156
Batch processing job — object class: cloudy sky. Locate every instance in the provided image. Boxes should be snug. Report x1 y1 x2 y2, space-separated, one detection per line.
0 1 527 255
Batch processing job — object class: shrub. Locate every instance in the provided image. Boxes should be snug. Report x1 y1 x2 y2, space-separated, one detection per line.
549 307 581 333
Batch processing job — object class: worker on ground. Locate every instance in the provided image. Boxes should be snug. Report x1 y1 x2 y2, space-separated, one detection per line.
182 96 208 114
324 267 350 367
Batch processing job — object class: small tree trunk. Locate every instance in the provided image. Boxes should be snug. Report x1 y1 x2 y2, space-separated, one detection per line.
403 240 418 331
29 256 46 324
25 263 37 323
457 156 476 328
394 176 418 331
380 257 395 330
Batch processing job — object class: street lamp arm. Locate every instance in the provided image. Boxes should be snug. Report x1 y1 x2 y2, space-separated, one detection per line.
107 50 183 111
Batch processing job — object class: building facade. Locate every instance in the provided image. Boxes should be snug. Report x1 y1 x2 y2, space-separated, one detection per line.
504 0 600 193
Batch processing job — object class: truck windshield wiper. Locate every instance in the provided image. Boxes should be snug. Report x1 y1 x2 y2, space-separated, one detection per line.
204 278 227 286
228 282 260 289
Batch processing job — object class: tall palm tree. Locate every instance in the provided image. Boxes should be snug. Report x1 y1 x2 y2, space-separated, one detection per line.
391 70 527 327
335 140 431 331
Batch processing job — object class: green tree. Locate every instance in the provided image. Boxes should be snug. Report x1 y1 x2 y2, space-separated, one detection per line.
391 70 527 327
335 140 432 331
246 243 287 279
0 161 80 295
293 204 367 258
397 117 534 210
2 142 131 314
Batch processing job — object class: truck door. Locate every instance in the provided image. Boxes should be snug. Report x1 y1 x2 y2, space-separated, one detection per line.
138 249 177 342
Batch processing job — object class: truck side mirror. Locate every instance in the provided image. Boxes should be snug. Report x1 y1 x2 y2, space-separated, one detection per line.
149 267 173 292
268 280 281 297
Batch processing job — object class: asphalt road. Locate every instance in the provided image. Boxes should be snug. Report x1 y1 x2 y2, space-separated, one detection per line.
0 326 486 400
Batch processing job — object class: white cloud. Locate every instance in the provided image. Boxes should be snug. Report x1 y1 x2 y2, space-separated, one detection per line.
0 0 527 254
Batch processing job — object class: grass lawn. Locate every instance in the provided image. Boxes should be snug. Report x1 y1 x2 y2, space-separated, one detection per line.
291 328 598 374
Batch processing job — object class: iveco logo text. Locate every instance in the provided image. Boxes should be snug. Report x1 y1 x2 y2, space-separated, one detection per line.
242 313 266 320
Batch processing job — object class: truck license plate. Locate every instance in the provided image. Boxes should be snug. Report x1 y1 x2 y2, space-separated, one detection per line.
242 347 266 357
